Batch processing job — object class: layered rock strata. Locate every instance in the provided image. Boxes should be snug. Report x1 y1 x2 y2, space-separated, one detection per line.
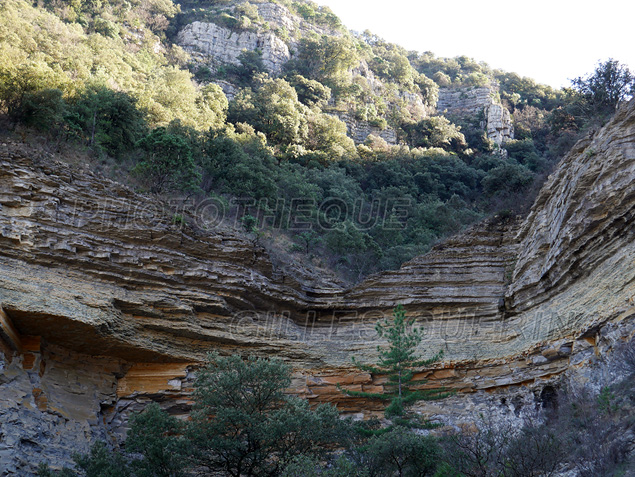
1 99 635 474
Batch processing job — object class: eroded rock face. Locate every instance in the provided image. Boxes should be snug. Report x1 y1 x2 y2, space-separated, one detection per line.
0 339 125 473
437 86 514 145
507 102 635 313
178 21 291 75
1 100 635 474
176 2 338 76
334 111 398 145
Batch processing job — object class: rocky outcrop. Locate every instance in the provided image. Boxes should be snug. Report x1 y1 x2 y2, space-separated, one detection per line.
1 99 635 473
178 21 291 75
0 333 126 473
176 2 339 76
437 86 514 145
436 86 493 116
255 2 335 38
506 102 635 313
485 102 513 145
176 5 430 147
334 111 398 145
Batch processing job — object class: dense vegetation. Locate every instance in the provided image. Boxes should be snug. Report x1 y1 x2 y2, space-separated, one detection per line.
1 0 632 282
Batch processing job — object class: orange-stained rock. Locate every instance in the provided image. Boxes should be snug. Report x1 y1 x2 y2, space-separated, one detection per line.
431 368 457 379
22 353 36 370
21 336 40 352
117 363 194 396
32 387 47 411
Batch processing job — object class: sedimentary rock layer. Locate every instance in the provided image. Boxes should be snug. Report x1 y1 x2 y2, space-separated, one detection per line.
1 99 635 474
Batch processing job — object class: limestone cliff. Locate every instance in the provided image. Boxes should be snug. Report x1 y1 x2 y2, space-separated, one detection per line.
437 85 514 145
333 111 398 145
177 1 337 77
1 99 635 474
178 20 291 75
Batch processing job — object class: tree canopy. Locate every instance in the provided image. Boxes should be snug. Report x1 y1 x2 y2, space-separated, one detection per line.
571 58 634 118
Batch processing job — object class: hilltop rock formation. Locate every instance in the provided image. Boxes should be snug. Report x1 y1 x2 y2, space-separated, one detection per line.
177 2 337 76
1 99 635 474
178 21 291 75
437 85 514 145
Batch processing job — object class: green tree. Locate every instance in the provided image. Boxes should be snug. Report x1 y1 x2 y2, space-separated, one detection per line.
125 403 188 477
37 463 77 477
355 426 440 477
287 74 332 107
295 230 321 254
481 162 534 197
304 112 357 159
503 138 546 172
202 132 278 200
134 127 201 193
338 305 447 420
19 88 67 132
228 78 307 145
188 353 346 477
571 59 634 117
414 72 439 108
66 86 146 157
281 454 369 477
0 62 62 127
73 441 131 477
287 36 359 85
40 404 187 477
225 50 267 86
401 117 467 153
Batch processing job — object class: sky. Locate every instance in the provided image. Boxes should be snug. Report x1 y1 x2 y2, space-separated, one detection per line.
315 0 635 89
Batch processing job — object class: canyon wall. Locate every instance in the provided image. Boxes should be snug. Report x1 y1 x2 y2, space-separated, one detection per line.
1 99 634 473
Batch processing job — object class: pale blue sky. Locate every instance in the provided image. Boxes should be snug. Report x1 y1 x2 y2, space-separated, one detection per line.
316 0 635 89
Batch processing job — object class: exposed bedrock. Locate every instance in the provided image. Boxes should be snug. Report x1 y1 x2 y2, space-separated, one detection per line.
1 99 634 473
437 86 514 145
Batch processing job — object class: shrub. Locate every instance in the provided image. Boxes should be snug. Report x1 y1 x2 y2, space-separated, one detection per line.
571 59 634 118
481 162 534 196
355 426 440 476
19 88 66 132
125 403 188 477
66 86 146 157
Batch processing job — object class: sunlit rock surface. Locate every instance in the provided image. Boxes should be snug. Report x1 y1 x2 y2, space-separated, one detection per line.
437 85 514 145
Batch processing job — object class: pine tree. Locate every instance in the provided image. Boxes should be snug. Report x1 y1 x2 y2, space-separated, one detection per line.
188 353 346 477
338 305 450 423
